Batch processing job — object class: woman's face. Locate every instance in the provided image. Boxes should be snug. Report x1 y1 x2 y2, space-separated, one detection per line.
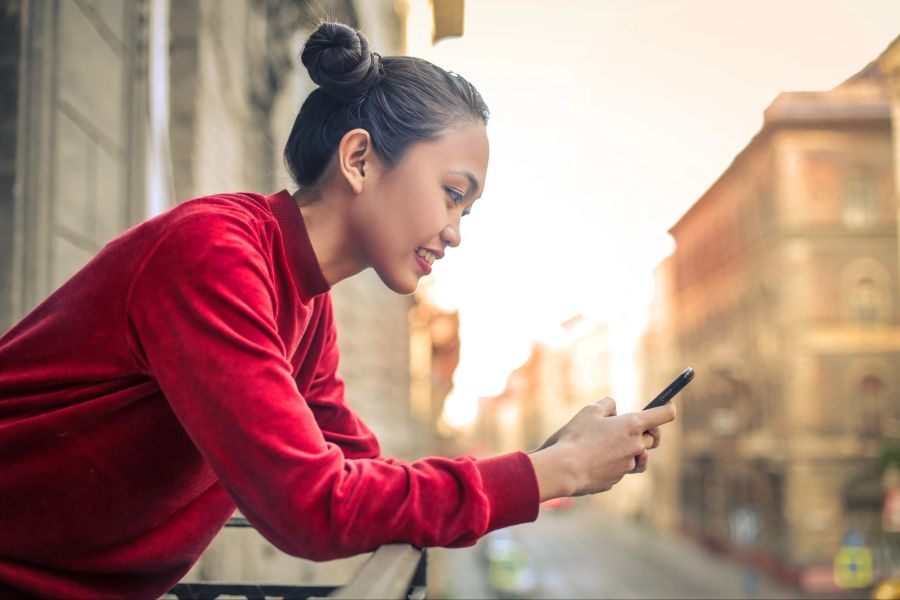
354 122 489 295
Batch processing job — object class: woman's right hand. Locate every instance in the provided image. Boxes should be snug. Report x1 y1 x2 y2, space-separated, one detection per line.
527 398 676 501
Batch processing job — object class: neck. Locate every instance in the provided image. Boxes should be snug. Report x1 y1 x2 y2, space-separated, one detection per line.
293 188 366 287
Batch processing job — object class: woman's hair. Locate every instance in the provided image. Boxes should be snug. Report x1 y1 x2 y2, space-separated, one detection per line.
284 22 489 188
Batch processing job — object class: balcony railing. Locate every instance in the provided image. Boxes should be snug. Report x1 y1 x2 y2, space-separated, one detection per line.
168 518 427 600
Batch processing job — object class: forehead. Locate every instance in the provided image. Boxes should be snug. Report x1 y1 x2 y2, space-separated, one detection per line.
397 122 489 186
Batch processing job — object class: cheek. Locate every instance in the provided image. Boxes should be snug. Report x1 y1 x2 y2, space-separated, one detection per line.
392 197 444 244
407 204 443 236
374 178 445 251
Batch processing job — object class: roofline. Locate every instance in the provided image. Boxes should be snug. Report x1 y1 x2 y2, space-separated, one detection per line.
668 96 890 236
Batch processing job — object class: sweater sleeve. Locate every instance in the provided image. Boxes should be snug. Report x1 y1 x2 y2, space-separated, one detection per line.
302 297 382 461
125 214 539 560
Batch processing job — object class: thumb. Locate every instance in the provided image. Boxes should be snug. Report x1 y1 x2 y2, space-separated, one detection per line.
593 397 617 416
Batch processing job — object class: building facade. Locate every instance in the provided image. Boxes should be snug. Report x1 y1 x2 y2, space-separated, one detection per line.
642 61 900 587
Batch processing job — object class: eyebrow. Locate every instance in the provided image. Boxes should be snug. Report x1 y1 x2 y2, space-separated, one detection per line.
450 170 482 198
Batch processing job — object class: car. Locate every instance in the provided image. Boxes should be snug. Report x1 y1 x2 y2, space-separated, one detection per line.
480 531 538 598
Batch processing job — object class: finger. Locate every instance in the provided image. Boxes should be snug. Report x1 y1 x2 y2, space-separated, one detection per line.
625 455 637 473
646 425 661 449
631 450 649 473
642 431 655 450
593 397 617 417
639 402 676 429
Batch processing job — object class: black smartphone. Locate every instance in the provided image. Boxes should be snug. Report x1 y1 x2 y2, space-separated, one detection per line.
643 367 694 410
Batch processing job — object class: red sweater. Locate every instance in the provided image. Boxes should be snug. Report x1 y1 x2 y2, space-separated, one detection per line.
0 190 539 598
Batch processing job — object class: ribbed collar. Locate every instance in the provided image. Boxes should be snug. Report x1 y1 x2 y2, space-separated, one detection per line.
267 190 330 303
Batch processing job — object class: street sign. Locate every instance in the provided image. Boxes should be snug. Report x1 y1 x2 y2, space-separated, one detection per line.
833 532 874 590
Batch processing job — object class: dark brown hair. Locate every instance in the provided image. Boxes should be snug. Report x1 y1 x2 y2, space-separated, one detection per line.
284 22 489 188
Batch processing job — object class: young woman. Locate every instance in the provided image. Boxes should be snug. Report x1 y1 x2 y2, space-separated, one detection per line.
0 22 675 598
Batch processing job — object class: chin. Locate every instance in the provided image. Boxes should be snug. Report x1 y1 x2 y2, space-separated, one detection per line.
376 269 419 296
391 279 420 296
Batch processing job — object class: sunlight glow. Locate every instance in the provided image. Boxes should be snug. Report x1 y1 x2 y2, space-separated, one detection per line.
405 0 900 429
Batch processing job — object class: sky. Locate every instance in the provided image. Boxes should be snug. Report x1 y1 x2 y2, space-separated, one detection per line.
403 0 900 428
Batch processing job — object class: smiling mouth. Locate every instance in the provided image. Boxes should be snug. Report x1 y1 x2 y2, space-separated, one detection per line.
416 247 437 266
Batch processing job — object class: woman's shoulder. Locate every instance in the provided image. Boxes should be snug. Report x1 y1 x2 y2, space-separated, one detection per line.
103 192 280 283
122 192 278 252
163 192 276 227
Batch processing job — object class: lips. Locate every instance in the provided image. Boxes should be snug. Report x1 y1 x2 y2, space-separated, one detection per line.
415 247 443 275
415 252 433 275
416 247 438 265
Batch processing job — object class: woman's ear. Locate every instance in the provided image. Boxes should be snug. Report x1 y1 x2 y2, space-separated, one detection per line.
337 128 374 194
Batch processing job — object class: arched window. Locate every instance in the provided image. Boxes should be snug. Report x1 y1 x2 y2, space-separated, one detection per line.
853 276 879 323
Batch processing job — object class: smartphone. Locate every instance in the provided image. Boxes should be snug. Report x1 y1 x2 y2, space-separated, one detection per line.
643 367 694 410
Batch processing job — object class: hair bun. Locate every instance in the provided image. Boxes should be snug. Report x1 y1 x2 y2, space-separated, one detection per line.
301 22 384 102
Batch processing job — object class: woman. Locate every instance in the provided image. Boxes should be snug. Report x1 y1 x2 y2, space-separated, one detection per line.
0 22 675 598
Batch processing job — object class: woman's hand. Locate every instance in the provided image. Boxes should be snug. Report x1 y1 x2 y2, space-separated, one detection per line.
527 398 676 501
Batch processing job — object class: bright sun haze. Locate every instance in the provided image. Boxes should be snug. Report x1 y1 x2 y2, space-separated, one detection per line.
404 0 900 428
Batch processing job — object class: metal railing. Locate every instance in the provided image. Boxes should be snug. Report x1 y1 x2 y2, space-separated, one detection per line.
168 518 427 600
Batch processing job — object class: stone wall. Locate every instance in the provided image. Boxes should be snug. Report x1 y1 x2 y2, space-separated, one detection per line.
0 0 147 330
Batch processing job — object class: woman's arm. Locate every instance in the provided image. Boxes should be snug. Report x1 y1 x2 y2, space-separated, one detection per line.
527 444 575 501
126 213 539 560
301 297 383 460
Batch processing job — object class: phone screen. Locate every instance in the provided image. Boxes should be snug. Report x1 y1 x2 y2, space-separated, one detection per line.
642 367 694 410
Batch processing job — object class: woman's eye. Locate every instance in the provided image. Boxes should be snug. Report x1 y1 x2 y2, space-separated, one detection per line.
446 187 464 204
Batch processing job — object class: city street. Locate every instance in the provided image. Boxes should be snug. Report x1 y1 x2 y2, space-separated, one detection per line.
429 501 804 599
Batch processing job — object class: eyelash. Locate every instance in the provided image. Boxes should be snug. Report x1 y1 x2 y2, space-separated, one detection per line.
446 187 471 217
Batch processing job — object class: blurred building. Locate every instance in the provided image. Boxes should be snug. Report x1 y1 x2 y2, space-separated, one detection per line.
640 58 899 590
881 37 900 262
0 0 466 587
409 284 463 457
637 256 684 532
472 317 613 457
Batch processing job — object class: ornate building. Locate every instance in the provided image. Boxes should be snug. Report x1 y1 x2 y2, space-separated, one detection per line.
641 59 899 589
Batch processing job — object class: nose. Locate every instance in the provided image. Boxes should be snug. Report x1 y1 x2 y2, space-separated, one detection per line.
441 223 461 249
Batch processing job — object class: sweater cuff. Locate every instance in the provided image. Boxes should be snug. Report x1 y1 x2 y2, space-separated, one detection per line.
475 451 540 533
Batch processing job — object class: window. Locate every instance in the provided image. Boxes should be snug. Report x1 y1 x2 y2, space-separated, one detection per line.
841 259 891 325
860 374 885 435
853 277 879 323
848 359 897 437
843 167 878 228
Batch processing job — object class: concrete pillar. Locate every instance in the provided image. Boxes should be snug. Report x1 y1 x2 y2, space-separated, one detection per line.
0 1 23 332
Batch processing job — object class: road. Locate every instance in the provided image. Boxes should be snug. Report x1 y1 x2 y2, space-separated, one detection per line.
427 500 805 599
